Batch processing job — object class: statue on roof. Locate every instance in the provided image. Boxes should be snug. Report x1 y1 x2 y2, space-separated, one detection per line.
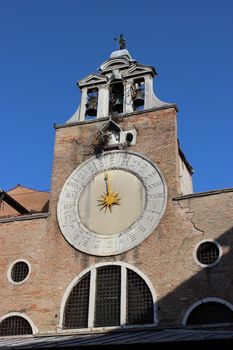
114 34 126 50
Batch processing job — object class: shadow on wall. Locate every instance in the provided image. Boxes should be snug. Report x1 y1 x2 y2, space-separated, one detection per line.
157 224 233 328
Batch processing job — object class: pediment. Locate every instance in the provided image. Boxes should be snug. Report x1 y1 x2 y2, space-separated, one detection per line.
78 73 107 88
123 64 156 78
99 58 132 73
100 119 122 134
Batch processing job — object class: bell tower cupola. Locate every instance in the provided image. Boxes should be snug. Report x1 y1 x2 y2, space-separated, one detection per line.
67 35 176 123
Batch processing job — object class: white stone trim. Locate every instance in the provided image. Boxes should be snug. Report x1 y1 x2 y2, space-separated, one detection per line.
193 239 222 268
182 297 233 326
58 261 157 331
120 266 127 326
88 268 96 328
0 312 38 335
78 73 107 88
7 259 31 285
99 58 131 73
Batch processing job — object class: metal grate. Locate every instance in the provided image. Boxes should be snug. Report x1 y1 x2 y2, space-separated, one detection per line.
63 272 90 329
0 316 32 336
11 261 29 283
196 241 219 265
187 302 233 325
126 268 154 325
94 265 121 327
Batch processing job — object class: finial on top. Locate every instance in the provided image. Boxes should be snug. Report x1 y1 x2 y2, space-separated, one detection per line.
114 34 126 50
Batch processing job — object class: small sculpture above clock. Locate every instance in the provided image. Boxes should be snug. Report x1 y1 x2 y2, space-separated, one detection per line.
95 119 137 151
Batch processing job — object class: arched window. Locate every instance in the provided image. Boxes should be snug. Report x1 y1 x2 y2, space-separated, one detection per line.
0 316 33 336
62 263 155 329
184 299 233 326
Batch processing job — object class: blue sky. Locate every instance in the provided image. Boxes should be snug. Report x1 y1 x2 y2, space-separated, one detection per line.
1 0 233 193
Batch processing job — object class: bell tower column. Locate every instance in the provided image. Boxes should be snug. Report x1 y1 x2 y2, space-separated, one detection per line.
97 85 109 119
144 75 154 109
79 87 88 121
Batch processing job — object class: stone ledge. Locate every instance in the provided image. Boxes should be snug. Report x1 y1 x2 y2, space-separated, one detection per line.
0 212 49 223
54 104 178 129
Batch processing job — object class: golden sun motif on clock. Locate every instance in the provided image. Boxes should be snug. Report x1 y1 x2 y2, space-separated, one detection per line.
97 172 121 213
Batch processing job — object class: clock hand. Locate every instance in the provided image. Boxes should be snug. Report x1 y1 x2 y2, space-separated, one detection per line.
98 172 121 213
104 172 111 195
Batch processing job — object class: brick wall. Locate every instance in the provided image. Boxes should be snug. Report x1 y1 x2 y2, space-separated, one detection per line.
1 107 233 332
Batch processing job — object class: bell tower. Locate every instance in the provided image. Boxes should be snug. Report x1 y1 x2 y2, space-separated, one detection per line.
67 36 176 123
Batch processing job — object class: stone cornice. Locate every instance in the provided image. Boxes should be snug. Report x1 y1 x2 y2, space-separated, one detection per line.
55 104 178 130
0 212 49 223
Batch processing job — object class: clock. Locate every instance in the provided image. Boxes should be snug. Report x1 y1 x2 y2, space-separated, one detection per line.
57 150 167 256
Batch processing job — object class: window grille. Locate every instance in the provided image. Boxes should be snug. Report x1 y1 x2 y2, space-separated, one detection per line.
196 241 219 266
63 264 155 329
126 268 154 325
11 261 29 283
0 316 32 336
94 265 121 327
63 272 90 329
187 302 233 325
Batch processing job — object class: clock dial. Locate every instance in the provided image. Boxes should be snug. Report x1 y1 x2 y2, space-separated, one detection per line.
57 151 167 256
78 169 145 235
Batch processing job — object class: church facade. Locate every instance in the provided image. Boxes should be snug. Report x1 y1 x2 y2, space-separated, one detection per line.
1 43 233 348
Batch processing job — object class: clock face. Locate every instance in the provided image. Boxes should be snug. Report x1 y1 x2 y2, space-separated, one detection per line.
78 169 145 235
57 151 167 256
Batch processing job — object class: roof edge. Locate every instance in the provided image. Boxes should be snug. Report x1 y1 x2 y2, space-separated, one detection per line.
173 187 233 201
0 190 30 215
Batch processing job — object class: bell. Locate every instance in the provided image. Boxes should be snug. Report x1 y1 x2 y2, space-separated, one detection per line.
113 96 123 112
86 96 97 116
133 89 144 107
